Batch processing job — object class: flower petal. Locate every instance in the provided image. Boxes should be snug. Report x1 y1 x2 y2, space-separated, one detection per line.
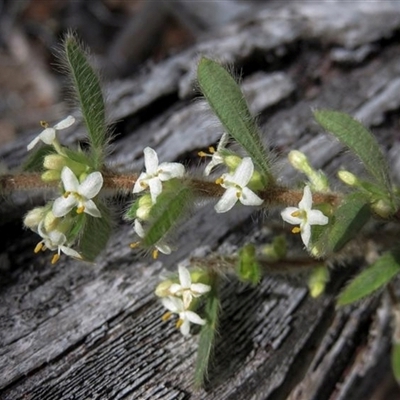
61 167 80 192
83 200 101 218
240 187 263 206
39 128 56 145
299 185 313 211
27 135 41 151
79 172 103 198
156 243 172 255
52 195 77 217
143 147 159 175
54 115 75 130
214 187 238 213
60 246 82 259
184 310 206 326
180 318 190 336
232 157 254 187
161 296 182 313
307 209 329 226
281 207 302 225
158 162 185 181
300 223 311 247
134 219 145 238
178 264 191 289
132 172 148 194
148 177 162 203
190 283 211 296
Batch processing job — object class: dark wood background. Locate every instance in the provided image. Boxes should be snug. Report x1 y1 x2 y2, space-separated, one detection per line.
1 2 400 399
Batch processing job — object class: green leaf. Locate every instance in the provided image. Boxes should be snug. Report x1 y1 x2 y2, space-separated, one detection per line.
314 192 370 256
391 343 400 384
337 250 400 306
142 181 192 248
314 110 392 193
197 57 274 185
64 34 107 169
194 286 219 388
78 202 112 261
23 145 55 172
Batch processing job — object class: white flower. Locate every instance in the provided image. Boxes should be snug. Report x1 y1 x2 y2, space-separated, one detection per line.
133 219 171 256
215 157 263 213
161 296 206 336
200 133 229 176
133 147 185 203
35 222 82 264
53 167 103 218
27 115 75 151
281 185 329 247
169 264 211 308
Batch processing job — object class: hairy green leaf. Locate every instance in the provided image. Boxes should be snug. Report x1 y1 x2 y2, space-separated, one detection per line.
78 202 112 261
314 110 392 193
338 251 400 306
194 285 219 388
64 34 107 168
314 192 370 256
142 182 192 247
197 57 274 185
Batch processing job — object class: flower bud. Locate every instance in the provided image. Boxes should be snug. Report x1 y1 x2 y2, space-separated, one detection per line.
43 154 66 171
338 170 358 186
41 170 61 182
136 194 153 220
224 155 242 171
372 199 393 219
24 207 46 229
43 210 59 232
288 150 312 174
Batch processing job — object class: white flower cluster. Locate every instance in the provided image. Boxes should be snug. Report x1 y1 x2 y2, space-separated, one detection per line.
132 147 185 257
158 264 211 336
200 135 264 213
25 117 104 263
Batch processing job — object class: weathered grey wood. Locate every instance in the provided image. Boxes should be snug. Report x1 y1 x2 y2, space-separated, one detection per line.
1 2 400 399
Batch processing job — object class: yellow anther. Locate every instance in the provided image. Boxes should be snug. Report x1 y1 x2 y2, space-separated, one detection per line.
40 120 49 128
140 181 148 188
76 206 85 214
152 249 159 259
292 227 301 234
208 146 216 154
63 191 71 198
291 211 301 217
51 254 60 264
176 319 183 329
129 242 140 249
215 177 224 185
236 191 241 198
162 311 172 322
34 242 44 253
198 151 207 157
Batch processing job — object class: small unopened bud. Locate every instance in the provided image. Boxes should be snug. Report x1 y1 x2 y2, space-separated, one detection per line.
41 170 61 182
136 194 153 220
372 199 393 219
308 266 329 298
338 170 358 186
224 155 242 171
24 207 46 229
288 150 312 173
43 154 66 171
